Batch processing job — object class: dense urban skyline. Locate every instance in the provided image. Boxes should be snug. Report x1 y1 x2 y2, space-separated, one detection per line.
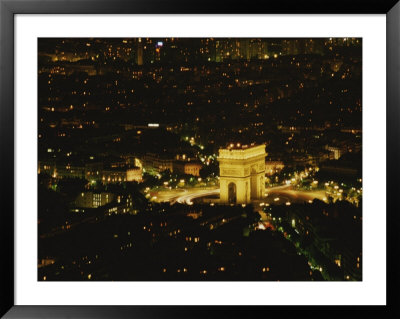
38 38 362 281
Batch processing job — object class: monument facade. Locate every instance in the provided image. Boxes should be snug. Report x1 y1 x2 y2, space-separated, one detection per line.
218 144 266 204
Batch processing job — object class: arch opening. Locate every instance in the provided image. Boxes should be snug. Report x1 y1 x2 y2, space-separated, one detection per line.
228 182 237 204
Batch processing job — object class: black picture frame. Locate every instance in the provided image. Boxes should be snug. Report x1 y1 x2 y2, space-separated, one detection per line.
1 0 399 318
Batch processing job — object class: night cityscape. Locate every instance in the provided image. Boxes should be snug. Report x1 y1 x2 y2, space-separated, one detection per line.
38 38 362 281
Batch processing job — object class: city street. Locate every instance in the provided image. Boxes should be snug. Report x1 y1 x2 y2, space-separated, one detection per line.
150 184 327 205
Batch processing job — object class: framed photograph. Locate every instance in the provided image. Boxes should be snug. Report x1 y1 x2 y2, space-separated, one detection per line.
1 0 399 317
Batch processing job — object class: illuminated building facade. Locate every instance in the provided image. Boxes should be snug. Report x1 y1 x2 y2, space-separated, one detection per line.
183 162 202 176
101 167 143 183
218 144 266 204
142 153 174 173
126 167 143 182
75 192 114 208
173 158 203 177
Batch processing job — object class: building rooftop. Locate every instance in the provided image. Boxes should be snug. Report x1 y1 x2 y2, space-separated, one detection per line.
218 143 266 160
224 142 257 150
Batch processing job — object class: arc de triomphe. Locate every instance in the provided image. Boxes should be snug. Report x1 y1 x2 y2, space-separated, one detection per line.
218 144 266 204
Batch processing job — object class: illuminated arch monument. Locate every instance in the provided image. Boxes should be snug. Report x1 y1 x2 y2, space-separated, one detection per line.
218 144 266 204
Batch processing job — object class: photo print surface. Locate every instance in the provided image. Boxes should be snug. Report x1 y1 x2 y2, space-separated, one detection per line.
38 38 362 281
